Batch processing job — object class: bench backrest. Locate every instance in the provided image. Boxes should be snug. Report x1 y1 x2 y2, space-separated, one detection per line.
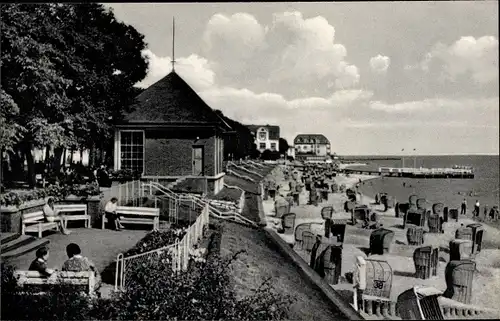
22 211 45 223
116 206 160 216
15 271 95 293
54 204 87 211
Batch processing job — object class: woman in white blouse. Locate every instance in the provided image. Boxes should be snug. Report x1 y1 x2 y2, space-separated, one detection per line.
43 198 71 235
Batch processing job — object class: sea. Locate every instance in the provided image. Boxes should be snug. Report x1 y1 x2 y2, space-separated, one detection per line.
344 155 500 212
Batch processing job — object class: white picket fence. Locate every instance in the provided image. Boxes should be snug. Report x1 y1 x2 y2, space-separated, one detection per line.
114 203 210 291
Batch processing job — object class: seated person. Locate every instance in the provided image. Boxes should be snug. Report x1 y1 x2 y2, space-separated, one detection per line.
29 246 55 277
104 197 125 231
62 243 101 289
43 198 71 235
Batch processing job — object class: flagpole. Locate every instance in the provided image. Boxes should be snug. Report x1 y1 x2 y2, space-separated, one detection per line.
402 148 405 168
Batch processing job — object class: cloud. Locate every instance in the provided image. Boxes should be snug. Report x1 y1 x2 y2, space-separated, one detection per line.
369 55 391 74
419 36 498 83
202 11 360 95
369 97 499 113
136 50 214 92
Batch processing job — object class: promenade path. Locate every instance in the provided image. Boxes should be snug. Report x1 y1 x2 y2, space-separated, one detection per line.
262 166 500 313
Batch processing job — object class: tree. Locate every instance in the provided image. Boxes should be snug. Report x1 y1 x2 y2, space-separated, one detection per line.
1 4 148 186
214 110 257 160
278 138 289 156
261 149 280 161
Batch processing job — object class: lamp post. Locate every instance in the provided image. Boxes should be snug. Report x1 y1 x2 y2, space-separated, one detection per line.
401 148 405 168
413 148 417 169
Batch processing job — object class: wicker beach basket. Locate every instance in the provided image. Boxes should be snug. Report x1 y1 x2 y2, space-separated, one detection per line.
427 214 442 233
409 194 418 207
432 203 445 215
370 228 395 255
449 239 474 261
413 246 439 279
416 198 428 210
443 260 476 304
294 223 311 250
466 223 484 254
406 226 425 245
315 245 342 285
321 206 334 220
364 259 393 299
302 231 316 253
281 213 296 235
455 226 473 240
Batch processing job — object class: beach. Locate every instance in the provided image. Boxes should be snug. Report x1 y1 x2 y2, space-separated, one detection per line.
262 164 500 315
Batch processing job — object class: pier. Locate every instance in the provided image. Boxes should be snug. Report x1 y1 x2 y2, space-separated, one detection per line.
343 166 475 179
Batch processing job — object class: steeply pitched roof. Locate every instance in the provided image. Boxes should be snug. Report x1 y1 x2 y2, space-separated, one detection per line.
246 125 280 140
121 71 230 129
294 134 330 145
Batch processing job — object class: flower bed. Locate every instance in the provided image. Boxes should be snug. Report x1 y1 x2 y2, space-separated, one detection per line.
0 182 100 207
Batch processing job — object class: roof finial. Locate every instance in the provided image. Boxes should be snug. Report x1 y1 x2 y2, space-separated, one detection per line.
171 17 176 71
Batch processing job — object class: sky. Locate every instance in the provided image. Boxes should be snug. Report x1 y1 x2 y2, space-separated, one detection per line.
104 2 499 155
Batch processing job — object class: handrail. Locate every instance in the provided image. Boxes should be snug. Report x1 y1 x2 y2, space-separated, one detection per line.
227 169 256 183
223 183 245 193
145 179 258 228
228 162 264 178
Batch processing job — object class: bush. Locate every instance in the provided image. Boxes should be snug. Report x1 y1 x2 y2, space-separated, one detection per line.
105 250 294 320
0 182 101 207
2 247 294 321
109 169 141 182
124 229 187 257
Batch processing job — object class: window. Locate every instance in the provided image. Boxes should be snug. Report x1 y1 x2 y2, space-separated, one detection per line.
271 142 276 150
258 130 267 141
120 131 144 174
259 143 266 150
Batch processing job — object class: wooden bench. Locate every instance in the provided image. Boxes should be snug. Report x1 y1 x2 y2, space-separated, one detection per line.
54 204 90 228
21 211 59 238
15 271 96 295
101 206 160 230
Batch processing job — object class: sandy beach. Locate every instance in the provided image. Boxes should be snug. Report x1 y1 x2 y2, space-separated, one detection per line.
262 165 500 314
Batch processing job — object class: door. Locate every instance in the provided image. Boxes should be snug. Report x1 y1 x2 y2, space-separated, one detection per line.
192 146 204 176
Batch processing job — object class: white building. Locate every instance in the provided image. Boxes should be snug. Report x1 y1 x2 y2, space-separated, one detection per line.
247 125 280 153
294 134 331 156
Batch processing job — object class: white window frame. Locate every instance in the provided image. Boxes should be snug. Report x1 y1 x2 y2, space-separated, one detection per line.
118 130 145 175
259 142 266 150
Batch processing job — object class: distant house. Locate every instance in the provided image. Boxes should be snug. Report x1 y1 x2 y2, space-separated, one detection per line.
294 134 331 156
247 125 280 153
113 71 231 194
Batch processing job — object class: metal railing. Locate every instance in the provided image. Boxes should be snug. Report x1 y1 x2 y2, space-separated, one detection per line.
115 203 210 291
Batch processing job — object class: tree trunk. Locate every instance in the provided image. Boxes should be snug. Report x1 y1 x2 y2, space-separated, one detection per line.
62 148 67 168
99 144 105 166
53 147 64 173
69 148 74 165
89 144 95 168
23 143 36 188
80 149 83 164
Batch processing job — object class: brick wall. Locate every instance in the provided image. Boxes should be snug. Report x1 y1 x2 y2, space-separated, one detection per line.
144 130 216 177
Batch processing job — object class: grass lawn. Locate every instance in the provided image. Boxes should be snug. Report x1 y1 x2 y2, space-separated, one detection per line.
220 221 351 320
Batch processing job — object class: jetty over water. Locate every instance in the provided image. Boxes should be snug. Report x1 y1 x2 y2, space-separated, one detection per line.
344 166 474 179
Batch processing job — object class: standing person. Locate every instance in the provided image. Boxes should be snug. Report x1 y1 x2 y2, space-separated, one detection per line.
474 200 480 217
104 197 124 231
43 198 71 235
29 247 55 277
461 198 467 215
483 204 489 220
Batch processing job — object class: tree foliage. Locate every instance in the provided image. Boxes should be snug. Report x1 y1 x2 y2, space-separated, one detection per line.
0 3 148 150
214 110 258 160
278 137 289 155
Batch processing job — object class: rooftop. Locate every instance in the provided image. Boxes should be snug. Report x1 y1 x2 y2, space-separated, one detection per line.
294 134 330 145
121 71 231 130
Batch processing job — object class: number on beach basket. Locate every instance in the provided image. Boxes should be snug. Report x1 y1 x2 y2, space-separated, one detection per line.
443 260 476 304
363 259 393 299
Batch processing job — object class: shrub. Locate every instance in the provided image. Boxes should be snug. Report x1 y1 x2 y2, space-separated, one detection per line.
105 250 294 320
109 169 141 182
124 229 187 257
